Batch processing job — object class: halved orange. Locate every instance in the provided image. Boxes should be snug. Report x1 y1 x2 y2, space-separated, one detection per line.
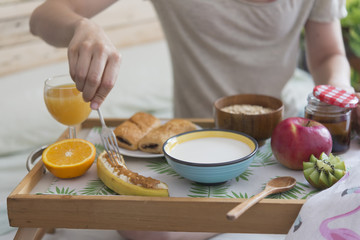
42 138 96 179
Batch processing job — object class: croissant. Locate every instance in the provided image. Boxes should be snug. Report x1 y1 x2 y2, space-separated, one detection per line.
114 112 161 150
138 119 197 154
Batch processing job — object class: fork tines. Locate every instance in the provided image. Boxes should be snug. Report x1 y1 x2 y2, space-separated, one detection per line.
102 133 123 167
97 108 124 167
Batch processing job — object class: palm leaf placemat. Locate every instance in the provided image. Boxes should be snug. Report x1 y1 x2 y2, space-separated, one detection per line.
37 127 324 199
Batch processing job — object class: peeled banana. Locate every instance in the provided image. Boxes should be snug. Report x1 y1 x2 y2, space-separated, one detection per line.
97 151 169 197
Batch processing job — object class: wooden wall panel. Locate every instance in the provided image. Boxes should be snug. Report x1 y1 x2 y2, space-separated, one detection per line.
0 0 164 77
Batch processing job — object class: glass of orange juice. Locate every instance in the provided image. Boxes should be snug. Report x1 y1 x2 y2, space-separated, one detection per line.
44 74 92 138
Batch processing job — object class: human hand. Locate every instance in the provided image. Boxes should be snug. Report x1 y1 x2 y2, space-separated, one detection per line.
68 18 121 109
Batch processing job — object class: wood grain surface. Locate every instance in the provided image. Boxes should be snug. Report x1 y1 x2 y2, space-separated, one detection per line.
0 0 163 77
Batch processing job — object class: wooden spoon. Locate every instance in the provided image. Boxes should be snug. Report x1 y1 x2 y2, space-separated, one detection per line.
226 176 296 221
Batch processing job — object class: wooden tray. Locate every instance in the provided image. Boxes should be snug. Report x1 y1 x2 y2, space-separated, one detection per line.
7 118 305 239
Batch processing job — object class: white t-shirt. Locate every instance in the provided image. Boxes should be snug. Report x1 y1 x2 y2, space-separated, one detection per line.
150 0 346 118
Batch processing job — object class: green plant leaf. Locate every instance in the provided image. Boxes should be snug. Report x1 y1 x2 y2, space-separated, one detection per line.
78 179 117 195
342 0 360 57
342 0 360 27
349 40 360 57
226 191 251 199
146 159 184 179
53 186 77 195
188 182 230 198
301 189 319 199
351 68 360 92
93 127 102 135
235 169 253 181
251 150 277 167
350 27 360 42
94 143 105 157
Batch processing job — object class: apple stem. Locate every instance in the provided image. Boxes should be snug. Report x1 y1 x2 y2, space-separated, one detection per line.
306 120 311 127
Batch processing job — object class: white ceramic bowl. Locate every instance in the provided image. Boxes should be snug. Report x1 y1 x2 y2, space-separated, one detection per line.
163 129 258 184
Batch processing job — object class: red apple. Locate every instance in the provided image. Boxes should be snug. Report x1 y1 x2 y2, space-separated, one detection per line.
271 117 332 170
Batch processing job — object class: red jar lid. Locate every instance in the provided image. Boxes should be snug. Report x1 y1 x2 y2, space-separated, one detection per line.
313 85 359 108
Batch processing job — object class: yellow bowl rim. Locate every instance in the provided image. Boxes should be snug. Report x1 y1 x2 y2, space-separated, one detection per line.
163 129 259 167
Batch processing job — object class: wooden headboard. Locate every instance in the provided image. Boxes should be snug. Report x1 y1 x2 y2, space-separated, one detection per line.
0 0 164 77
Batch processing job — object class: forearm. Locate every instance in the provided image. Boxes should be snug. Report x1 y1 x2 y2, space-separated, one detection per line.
309 54 353 92
30 1 83 47
29 0 117 47
305 19 354 93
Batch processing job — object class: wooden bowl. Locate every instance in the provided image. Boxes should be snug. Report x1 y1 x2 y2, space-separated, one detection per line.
214 94 284 145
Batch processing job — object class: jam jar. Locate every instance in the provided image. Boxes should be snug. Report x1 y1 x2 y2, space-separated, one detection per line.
304 85 358 154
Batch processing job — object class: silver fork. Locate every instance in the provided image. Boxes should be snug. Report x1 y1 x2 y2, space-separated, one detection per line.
97 108 124 166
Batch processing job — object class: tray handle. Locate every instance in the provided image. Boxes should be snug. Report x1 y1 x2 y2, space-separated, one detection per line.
26 145 48 172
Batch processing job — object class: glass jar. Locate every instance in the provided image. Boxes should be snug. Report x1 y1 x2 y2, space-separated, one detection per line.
305 93 352 154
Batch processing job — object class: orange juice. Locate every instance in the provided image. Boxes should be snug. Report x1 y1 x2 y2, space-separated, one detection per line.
44 84 91 126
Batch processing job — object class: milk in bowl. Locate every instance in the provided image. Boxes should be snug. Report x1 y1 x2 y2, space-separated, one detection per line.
163 129 258 184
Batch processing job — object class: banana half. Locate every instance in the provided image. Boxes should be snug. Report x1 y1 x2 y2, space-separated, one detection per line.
97 151 169 197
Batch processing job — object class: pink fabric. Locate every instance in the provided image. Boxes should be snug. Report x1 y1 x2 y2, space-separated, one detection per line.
286 162 360 239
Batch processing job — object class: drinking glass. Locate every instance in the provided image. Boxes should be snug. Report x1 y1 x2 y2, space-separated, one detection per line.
44 74 92 138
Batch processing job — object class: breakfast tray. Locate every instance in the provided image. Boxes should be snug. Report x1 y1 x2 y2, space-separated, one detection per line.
7 118 307 239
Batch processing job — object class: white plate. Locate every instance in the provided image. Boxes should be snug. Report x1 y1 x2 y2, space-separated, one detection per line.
119 147 164 158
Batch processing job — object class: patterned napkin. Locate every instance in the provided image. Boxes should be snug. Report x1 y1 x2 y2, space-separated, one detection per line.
286 160 360 239
37 127 324 199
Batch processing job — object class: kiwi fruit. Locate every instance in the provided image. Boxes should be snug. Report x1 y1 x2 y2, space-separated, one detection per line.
303 152 346 190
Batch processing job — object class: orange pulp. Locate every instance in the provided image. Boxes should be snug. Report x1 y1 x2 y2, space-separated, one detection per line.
42 138 96 178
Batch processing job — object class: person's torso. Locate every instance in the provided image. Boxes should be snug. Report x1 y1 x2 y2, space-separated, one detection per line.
149 0 327 117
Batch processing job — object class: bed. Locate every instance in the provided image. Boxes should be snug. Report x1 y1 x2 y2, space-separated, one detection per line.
0 1 315 238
